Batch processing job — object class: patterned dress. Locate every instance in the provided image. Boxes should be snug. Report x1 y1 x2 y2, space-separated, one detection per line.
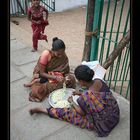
47 79 120 137
28 5 49 50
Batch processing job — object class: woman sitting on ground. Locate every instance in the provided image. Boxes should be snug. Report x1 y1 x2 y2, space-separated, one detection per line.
29 65 120 137
24 37 76 102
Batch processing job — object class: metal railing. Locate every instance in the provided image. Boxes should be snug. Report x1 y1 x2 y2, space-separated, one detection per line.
89 0 130 99
10 0 55 16
40 0 55 11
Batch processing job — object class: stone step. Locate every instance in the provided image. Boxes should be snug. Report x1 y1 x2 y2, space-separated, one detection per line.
10 21 48 53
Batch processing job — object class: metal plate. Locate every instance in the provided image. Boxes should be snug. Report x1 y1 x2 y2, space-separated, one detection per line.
49 88 77 108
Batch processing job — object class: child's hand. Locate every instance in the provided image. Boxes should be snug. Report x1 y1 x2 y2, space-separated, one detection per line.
37 21 41 24
42 20 49 26
32 20 41 24
36 20 41 24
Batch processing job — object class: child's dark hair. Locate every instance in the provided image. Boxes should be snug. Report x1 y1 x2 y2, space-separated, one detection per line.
52 37 65 51
74 65 94 82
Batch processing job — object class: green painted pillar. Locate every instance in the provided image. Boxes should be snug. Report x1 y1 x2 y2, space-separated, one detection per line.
90 0 104 61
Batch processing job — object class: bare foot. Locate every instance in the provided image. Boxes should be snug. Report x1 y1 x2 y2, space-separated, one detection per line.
29 96 40 102
31 49 37 52
29 108 41 115
29 108 48 115
24 83 31 87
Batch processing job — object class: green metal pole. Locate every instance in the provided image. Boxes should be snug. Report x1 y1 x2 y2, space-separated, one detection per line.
90 0 104 61
99 0 111 65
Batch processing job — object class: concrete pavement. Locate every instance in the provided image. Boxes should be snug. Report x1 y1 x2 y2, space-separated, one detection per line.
10 24 130 140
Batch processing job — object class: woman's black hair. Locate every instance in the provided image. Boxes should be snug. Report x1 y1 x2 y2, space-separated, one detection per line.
74 65 94 82
52 37 66 51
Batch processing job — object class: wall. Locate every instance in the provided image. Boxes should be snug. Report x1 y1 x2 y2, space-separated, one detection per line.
55 0 87 12
10 0 87 14
10 0 26 15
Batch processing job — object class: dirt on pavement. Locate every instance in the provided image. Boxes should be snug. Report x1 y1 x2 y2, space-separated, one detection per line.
10 6 87 69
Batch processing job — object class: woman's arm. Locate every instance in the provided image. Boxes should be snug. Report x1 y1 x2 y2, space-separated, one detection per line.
40 72 56 80
68 96 85 116
37 50 50 75
39 50 50 65
93 79 103 91
71 102 85 116
40 72 64 82
38 50 61 80
37 62 57 80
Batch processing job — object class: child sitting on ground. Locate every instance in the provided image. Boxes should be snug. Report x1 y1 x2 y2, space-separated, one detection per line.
24 72 63 87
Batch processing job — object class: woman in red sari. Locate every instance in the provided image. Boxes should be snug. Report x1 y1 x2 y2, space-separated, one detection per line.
24 37 76 102
29 65 120 137
28 0 49 52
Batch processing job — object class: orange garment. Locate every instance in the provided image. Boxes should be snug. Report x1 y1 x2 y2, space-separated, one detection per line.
48 72 63 83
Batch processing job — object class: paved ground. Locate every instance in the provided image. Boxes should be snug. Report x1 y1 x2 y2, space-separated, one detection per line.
10 6 130 140
10 6 87 69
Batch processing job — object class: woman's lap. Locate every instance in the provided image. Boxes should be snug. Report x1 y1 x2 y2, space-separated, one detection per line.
47 107 93 129
29 82 63 102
